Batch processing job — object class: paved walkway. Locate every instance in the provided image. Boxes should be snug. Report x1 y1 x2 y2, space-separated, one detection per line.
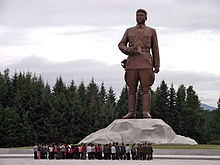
1 154 220 160
0 158 220 165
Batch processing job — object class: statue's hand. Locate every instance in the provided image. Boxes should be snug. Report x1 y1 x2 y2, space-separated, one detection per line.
154 67 160 73
126 47 135 55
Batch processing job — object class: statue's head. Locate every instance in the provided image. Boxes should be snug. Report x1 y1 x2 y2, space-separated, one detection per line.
136 9 147 24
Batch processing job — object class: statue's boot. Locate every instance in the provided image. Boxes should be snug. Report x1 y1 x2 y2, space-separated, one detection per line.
122 93 136 119
142 91 151 118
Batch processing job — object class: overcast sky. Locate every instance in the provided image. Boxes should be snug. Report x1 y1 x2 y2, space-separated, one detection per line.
0 0 220 107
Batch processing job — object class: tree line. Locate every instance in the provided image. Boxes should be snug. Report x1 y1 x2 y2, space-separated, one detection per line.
0 69 220 147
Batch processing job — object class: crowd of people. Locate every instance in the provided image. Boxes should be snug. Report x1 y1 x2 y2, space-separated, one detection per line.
33 142 153 160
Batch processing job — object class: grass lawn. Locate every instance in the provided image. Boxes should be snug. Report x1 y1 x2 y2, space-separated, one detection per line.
153 144 220 150
13 146 33 149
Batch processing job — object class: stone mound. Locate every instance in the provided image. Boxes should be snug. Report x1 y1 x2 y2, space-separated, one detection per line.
79 119 197 145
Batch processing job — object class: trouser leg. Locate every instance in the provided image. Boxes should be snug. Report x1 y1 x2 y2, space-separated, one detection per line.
139 69 155 118
123 69 138 119
142 89 151 118
122 93 136 119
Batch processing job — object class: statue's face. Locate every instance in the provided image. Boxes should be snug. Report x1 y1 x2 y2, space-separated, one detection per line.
136 12 146 24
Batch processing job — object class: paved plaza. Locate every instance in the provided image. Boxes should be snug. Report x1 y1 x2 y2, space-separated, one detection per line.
0 159 220 165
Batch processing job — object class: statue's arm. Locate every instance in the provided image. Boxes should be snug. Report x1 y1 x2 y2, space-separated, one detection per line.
118 30 130 55
152 29 160 72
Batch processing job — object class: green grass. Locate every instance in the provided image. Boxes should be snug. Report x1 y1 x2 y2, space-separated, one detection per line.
13 146 33 149
152 144 220 150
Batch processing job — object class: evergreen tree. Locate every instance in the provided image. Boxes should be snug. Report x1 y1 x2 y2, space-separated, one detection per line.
64 80 79 143
1 69 220 146
0 69 14 108
85 78 101 134
176 84 186 135
208 97 220 144
198 109 212 144
76 81 89 140
22 111 37 146
185 86 201 141
97 82 108 129
99 82 107 105
168 84 178 130
150 89 156 117
154 80 169 121
41 83 56 143
116 85 128 119
77 81 86 108
1 107 24 147
136 85 143 118
0 104 4 147
104 86 116 125
51 76 67 143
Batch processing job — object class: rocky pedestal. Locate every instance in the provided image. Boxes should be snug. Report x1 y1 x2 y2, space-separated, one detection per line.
79 119 197 145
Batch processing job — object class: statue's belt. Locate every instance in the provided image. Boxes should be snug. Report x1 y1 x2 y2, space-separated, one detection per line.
131 47 150 54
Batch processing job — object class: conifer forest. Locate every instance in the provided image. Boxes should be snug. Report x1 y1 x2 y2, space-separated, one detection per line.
0 69 220 147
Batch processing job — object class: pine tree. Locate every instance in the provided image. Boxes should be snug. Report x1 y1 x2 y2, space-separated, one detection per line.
41 83 56 143
22 111 37 146
207 97 220 144
85 78 101 134
136 85 142 118
168 84 178 129
104 86 116 125
1 107 24 147
76 81 89 141
154 80 169 121
97 82 108 129
116 85 128 119
51 76 67 143
0 69 14 108
185 86 201 140
150 89 156 115
0 103 5 147
176 84 186 135
64 80 79 143
99 82 107 105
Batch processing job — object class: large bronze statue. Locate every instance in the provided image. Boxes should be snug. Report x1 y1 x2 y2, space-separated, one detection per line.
118 9 160 119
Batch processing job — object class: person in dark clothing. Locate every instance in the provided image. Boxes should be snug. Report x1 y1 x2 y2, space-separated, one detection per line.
143 143 147 160
33 144 38 159
137 143 141 160
75 145 80 159
40 144 45 159
96 144 102 160
131 144 137 160
115 142 120 160
103 144 108 160
149 143 153 160
108 143 111 160
120 143 126 160
140 144 144 160
82 143 87 160
56 144 62 159
44 144 48 159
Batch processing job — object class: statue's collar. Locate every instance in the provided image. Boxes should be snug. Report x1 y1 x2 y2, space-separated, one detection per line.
136 24 146 29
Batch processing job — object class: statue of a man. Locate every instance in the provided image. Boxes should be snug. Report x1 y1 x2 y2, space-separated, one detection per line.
118 9 160 119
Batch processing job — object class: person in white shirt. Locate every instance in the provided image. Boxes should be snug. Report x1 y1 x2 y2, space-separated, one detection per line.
87 143 92 159
111 143 116 160
126 144 131 160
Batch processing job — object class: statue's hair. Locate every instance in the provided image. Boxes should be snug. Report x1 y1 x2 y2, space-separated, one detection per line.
136 9 147 16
